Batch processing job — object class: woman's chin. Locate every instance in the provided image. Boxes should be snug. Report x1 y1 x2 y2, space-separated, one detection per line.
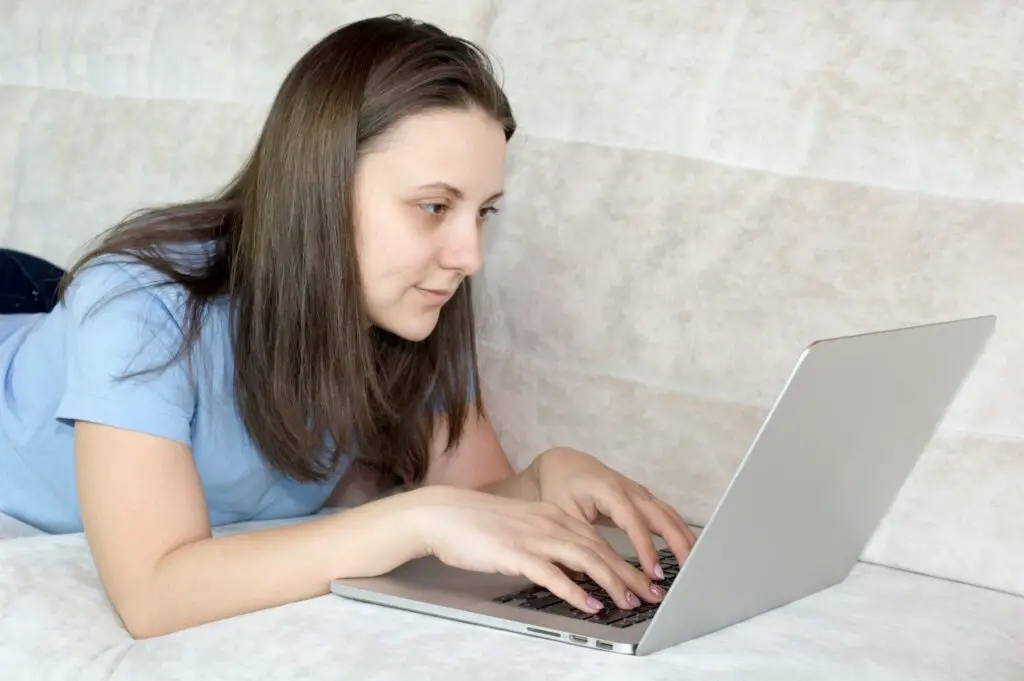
373 309 440 342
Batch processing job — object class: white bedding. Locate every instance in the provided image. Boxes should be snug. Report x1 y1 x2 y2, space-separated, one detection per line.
1 515 1021 680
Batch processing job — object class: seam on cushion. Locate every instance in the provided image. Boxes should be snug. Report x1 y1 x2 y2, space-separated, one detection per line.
1 80 271 106
476 339 1024 444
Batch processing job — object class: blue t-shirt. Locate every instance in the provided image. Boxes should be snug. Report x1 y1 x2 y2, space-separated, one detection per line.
0 255 346 534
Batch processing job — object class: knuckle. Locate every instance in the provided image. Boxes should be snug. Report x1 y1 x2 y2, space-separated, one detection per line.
606 476 631 494
580 537 611 560
625 513 648 534
526 505 563 530
514 536 541 556
578 523 603 542
535 501 565 518
537 562 563 582
626 480 649 495
527 560 563 586
533 516 560 534
568 544 602 569
528 499 552 516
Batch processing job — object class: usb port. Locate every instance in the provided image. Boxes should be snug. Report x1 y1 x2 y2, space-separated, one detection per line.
596 641 613 651
569 635 587 644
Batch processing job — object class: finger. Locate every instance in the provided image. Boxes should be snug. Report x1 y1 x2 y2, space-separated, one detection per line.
594 488 662 585
660 499 697 548
555 511 664 605
636 495 694 564
652 497 696 551
554 562 586 581
519 558 603 614
539 539 640 611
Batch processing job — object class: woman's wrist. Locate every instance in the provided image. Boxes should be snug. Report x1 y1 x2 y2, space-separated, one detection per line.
320 487 437 577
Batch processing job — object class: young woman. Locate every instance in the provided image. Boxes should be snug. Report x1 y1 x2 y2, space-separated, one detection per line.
0 15 695 638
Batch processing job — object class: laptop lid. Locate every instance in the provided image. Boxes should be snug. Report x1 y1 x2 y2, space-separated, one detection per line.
637 316 996 655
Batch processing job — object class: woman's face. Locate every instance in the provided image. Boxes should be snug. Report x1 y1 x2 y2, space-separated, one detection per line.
353 106 507 341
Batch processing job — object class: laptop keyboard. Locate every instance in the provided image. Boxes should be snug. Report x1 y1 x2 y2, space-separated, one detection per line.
491 548 680 629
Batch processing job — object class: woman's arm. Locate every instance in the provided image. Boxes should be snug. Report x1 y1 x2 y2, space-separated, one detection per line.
324 404 515 507
421 404 516 490
76 422 429 639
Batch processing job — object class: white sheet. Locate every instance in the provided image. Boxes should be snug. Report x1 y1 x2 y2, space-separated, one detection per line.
1 516 1021 680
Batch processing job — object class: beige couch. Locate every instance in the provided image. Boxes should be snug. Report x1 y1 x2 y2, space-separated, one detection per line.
1 1 1021 678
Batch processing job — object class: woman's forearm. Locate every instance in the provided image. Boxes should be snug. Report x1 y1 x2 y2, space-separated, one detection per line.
125 490 427 639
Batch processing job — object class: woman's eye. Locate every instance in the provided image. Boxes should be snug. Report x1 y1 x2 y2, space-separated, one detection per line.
479 206 500 221
421 203 448 217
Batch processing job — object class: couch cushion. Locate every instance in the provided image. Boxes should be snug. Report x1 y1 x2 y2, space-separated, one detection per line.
0 520 1021 680
0 0 1021 602
0 512 41 540
479 0 1024 597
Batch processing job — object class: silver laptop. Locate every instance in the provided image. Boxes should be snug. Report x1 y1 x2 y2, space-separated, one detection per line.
331 315 996 655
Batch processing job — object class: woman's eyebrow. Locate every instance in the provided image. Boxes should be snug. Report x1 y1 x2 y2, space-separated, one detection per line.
414 182 504 202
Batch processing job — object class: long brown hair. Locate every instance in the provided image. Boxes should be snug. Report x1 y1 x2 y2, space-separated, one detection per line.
60 15 516 487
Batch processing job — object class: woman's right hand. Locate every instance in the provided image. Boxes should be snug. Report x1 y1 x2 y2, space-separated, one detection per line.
409 485 665 614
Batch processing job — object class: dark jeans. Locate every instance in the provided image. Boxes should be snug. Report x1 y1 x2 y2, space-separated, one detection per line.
0 249 66 314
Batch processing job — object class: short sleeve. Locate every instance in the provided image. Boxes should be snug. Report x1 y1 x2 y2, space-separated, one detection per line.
55 260 197 445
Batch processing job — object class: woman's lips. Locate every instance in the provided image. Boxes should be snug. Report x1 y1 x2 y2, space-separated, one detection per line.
416 286 453 303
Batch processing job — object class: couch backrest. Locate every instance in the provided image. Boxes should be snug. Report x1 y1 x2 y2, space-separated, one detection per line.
1 1 1020 597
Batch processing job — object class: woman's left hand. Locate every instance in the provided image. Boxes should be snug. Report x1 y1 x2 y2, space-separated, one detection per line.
523 447 697 583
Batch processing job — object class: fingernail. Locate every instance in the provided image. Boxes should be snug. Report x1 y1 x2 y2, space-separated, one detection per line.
650 583 664 599
586 596 603 612
654 564 665 580
625 590 641 608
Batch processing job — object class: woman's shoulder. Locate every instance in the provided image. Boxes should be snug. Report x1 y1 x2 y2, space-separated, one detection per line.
63 242 217 326
51 242 228 432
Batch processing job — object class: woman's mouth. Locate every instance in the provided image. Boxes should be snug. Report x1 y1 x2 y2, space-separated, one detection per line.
415 286 453 303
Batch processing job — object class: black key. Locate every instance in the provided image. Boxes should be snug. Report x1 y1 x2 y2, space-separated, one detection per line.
592 608 634 625
493 584 547 604
615 609 655 628
631 610 657 624
611 613 645 628
522 594 563 610
543 602 595 620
